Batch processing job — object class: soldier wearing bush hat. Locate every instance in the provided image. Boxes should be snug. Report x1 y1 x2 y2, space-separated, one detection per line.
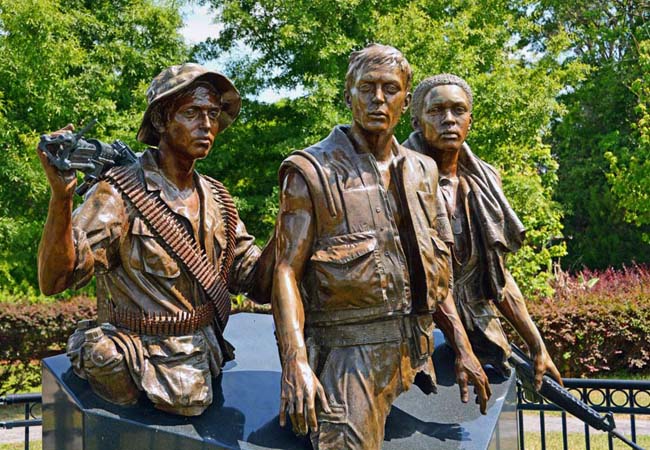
137 63 242 147
37 63 272 416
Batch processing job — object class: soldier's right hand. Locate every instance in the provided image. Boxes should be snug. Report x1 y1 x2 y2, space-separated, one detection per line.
279 354 331 436
455 349 492 414
36 124 77 198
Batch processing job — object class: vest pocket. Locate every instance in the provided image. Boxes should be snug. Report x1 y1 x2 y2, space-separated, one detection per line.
129 217 181 279
309 232 385 310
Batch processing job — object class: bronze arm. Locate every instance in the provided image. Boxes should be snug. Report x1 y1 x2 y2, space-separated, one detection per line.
272 170 331 435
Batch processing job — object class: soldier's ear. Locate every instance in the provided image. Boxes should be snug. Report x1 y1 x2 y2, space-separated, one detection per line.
411 115 421 131
468 114 473 131
344 90 352 109
402 91 412 113
150 109 166 134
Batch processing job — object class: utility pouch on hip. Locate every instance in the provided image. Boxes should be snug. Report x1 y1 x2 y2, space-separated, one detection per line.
410 315 434 361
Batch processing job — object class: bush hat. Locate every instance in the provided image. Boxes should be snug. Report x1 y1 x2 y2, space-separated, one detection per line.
137 63 241 146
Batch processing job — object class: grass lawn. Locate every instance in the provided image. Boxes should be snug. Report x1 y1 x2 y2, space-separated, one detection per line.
523 431 650 449
0 443 41 450
0 403 41 422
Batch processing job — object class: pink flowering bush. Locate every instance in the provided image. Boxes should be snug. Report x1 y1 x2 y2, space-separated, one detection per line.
523 264 650 377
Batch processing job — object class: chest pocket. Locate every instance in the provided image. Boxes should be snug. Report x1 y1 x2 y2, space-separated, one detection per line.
308 231 384 310
129 217 181 279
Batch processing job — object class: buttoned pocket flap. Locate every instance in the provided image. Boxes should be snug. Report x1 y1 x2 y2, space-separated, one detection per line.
131 216 155 237
130 217 181 279
311 234 377 264
431 234 451 256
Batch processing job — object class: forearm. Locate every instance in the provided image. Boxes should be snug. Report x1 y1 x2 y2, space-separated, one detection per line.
38 193 76 295
272 263 308 362
495 289 545 352
432 293 473 355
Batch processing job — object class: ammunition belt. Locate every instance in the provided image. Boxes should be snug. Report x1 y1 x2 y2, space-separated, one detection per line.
104 165 238 333
108 302 215 336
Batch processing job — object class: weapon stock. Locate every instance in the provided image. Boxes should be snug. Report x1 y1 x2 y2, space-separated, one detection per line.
509 344 644 450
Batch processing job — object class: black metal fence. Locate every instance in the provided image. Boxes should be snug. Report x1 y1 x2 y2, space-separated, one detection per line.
517 378 650 450
0 393 42 450
1 378 649 450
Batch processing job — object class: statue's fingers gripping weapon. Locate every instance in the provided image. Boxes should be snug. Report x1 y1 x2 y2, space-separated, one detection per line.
38 119 137 196
510 344 644 450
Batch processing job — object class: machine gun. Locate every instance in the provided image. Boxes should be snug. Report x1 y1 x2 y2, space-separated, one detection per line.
509 344 643 449
38 119 137 196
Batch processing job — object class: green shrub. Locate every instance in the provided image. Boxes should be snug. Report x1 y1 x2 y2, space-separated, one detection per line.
0 296 95 394
524 265 650 378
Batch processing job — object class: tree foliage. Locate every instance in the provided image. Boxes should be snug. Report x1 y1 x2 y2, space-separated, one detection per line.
0 0 189 294
200 0 586 296
537 0 650 269
606 37 650 240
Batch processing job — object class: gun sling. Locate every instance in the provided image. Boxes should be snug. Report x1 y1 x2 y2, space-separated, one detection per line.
103 165 238 341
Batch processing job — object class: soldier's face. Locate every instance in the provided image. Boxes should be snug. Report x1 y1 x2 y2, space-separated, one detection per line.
418 85 472 153
163 86 221 160
347 64 409 135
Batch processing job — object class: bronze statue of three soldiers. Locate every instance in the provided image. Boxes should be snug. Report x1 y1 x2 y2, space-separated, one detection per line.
37 45 561 449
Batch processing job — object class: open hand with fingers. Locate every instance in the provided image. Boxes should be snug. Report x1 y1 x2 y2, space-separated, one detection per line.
454 350 492 414
279 355 331 436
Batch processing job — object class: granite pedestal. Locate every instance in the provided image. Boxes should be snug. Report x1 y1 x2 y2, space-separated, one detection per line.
43 313 517 449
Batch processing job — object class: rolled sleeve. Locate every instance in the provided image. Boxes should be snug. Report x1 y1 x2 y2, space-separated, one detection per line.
70 181 126 289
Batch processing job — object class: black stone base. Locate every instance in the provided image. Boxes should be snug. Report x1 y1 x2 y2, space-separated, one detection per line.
42 313 517 450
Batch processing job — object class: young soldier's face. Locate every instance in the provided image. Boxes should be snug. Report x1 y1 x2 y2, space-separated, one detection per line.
163 86 222 160
347 64 409 135
418 84 472 153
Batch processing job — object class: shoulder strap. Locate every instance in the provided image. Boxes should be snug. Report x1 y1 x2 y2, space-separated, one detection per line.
280 150 338 218
103 165 232 334
202 174 239 281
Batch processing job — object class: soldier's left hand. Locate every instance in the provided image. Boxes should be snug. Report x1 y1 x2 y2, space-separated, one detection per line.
455 351 491 414
533 347 563 391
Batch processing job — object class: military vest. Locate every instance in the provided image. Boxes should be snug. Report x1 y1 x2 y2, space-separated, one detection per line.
279 126 451 327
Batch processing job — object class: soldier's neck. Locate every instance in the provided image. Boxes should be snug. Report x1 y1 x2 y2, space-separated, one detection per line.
348 124 395 163
156 145 196 191
429 144 460 178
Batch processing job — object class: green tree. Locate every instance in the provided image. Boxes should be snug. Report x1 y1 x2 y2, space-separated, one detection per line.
199 0 586 296
606 38 650 242
0 0 189 295
537 0 650 269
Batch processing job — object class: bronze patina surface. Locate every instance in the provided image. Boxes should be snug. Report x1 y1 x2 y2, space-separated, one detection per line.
403 73 562 390
272 45 491 450
37 63 273 416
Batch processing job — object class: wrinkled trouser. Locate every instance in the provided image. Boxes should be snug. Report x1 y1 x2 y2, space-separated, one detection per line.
309 341 418 450
67 322 215 416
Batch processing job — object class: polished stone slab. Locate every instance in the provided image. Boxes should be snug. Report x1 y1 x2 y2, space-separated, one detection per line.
42 312 517 449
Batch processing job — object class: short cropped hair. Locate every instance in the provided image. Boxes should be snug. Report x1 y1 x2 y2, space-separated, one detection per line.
411 74 473 120
345 44 412 94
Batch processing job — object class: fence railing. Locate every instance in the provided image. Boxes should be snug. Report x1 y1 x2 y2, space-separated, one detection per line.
517 378 650 450
2 378 649 450
0 393 42 450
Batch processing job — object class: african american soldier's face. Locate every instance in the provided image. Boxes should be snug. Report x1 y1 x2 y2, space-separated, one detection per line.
161 85 221 161
347 64 410 135
418 84 472 153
